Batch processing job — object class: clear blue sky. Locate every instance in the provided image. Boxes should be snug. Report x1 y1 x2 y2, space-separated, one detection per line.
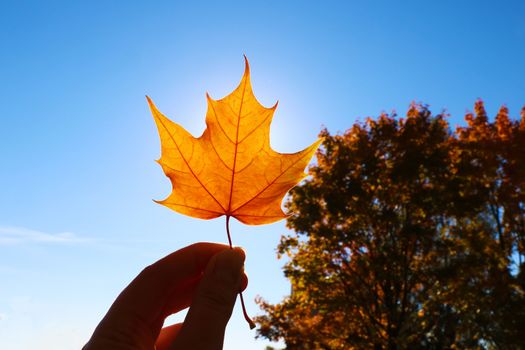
1 1 524 349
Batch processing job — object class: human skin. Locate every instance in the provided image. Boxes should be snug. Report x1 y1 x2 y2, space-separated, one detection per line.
83 242 248 350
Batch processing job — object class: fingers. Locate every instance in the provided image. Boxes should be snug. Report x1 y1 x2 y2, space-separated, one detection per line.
86 243 231 349
161 271 248 318
120 243 230 320
157 273 248 350
111 243 228 321
169 247 245 350
156 323 183 350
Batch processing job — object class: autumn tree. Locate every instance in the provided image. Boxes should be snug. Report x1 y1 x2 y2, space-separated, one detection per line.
255 102 525 349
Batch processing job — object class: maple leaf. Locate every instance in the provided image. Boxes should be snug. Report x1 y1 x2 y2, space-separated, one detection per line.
147 58 321 225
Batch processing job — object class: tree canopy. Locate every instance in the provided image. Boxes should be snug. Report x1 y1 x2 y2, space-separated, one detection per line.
256 101 525 350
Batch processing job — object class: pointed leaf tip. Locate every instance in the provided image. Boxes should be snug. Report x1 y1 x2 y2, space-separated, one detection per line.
146 95 155 107
243 56 250 76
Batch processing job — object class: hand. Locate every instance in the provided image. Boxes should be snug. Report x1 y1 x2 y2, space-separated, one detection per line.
83 242 247 350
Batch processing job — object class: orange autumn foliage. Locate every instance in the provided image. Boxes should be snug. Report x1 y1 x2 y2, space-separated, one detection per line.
147 58 320 225
256 101 525 349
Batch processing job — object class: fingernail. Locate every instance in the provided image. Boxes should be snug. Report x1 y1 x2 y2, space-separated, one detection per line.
233 246 246 261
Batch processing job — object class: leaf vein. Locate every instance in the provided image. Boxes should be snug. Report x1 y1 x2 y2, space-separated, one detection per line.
156 115 226 212
231 152 310 214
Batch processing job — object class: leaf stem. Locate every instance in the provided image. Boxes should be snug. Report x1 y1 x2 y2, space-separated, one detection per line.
226 215 256 329
226 215 233 248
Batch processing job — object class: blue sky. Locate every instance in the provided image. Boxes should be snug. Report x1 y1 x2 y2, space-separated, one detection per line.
1 1 524 349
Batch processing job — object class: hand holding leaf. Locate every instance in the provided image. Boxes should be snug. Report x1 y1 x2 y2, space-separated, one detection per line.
147 57 320 328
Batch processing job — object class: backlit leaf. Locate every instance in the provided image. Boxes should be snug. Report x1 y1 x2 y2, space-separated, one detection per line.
147 58 321 225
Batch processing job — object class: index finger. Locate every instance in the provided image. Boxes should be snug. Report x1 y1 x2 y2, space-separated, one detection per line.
105 242 230 325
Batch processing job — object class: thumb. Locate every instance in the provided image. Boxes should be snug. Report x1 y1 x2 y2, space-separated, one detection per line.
169 247 245 350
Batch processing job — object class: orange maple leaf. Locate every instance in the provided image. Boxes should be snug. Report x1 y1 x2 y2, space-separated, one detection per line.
147 58 321 225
